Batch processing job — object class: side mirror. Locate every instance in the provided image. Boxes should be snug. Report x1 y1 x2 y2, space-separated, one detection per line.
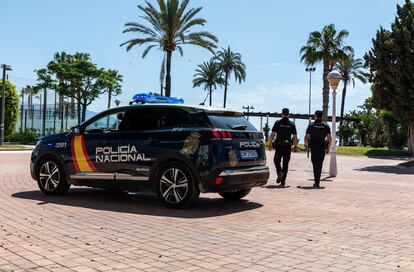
71 126 81 135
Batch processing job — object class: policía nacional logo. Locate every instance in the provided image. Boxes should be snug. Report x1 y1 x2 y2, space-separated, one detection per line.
95 145 151 163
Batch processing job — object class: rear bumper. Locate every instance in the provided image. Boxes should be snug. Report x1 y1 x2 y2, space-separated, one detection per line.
203 165 269 193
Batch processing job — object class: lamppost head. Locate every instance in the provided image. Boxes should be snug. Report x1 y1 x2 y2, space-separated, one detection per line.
305 67 316 72
1 64 12 71
326 70 343 89
115 99 121 107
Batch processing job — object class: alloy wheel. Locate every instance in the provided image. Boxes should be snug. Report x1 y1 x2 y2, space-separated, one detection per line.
39 161 60 192
159 168 189 204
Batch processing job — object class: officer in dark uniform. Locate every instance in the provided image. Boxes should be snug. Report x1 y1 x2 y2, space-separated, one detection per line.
304 110 332 188
267 108 298 186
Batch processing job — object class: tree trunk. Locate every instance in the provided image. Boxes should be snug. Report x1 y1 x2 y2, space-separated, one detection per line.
223 73 229 108
20 90 24 132
77 97 81 125
322 60 330 122
82 103 87 123
339 81 348 146
42 88 47 136
165 50 172 97
209 86 212 106
409 120 414 156
53 92 57 134
107 89 112 109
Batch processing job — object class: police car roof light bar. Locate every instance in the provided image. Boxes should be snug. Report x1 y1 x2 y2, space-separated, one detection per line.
129 93 184 105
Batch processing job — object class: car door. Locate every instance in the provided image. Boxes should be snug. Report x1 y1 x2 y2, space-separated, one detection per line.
71 110 125 182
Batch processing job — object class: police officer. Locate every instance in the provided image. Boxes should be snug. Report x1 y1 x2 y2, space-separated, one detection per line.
304 110 332 188
267 108 298 186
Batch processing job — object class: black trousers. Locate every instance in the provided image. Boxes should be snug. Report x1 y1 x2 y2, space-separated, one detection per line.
273 144 291 182
311 145 326 185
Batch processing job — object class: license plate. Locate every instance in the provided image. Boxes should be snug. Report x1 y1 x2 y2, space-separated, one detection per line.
240 150 258 159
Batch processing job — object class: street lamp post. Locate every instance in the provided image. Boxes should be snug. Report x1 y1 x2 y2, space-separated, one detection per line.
306 67 316 124
0 64 12 146
326 70 343 177
242 105 254 120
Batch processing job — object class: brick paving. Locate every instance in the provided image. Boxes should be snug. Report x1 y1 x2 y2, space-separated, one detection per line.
0 151 414 272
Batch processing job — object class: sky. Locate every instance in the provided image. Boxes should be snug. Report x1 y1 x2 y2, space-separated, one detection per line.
0 0 405 137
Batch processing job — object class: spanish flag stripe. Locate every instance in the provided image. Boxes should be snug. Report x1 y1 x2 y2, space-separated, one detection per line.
80 135 97 172
71 136 80 173
73 135 95 172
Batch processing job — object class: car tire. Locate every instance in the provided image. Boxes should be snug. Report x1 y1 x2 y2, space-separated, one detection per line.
36 157 70 196
155 161 200 209
219 189 251 200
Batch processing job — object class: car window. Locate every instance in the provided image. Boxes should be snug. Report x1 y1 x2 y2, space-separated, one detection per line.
123 108 208 131
85 112 125 134
207 114 257 131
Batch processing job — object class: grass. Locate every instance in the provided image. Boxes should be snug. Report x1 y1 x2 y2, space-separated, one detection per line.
296 144 409 157
0 145 31 150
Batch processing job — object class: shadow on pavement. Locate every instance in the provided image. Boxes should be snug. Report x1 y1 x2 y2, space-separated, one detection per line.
355 165 414 175
12 189 263 219
263 185 291 189
297 186 325 190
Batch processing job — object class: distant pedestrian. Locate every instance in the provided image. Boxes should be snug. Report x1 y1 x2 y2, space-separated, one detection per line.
304 110 332 188
267 108 298 186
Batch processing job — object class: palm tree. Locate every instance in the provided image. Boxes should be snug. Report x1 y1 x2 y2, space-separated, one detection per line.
193 60 224 106
98 69 123 109
214 47 246 108
334 53 367 145
121 0 218 97
300 24 352 121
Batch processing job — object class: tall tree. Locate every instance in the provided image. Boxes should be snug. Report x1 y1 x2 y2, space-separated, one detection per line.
365 0 414 155
47 52 102 124
300 24 351 121
334 53 367 144
0 80 20 138
98 69 123 109
193 60 224 106
33 68 55 136
121 0 218 97
214 47 246 108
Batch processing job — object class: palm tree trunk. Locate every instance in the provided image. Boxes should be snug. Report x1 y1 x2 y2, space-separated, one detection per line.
339 81 348 145
165 50 172 97
322 60 330 122
42 88 47 136
53 92 57 134
223 73 229 108
20 90 24 132
209 86 212 106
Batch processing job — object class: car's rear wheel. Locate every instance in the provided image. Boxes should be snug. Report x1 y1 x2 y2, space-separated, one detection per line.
156 162 199 208
36 157 70 195
219 189 251 200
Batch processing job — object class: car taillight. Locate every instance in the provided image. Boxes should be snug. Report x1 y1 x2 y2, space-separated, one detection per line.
209 130 232 140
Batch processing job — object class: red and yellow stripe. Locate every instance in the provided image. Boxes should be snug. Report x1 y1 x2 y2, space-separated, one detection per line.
71 135 97 173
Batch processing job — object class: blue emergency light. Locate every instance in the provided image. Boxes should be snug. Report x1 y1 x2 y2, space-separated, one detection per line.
130 93 184 105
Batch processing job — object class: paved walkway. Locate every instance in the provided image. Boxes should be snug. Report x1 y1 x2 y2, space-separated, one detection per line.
0 151 414 272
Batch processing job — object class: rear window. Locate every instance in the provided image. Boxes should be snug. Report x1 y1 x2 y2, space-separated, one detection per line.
208 114 257 131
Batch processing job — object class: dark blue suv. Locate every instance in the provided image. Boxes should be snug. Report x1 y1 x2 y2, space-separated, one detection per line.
31 104 269 208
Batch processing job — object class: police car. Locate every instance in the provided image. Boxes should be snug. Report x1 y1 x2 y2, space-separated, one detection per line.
30 94 269 208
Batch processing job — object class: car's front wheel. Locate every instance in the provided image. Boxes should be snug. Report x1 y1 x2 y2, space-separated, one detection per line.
36 157 70 195
155 162 199 208
219 189 251 200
